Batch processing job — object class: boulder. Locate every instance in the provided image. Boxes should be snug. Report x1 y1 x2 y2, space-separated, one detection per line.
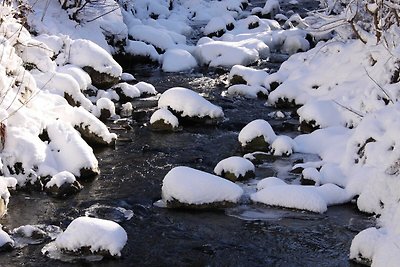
82 66 119 89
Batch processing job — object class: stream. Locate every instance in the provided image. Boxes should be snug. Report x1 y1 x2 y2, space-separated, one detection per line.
0 0 376 266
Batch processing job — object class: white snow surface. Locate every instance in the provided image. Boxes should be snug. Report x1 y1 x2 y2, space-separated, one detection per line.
0 226 13 247
162 49 198 72
162 166 243 205
55 217 127 256
214 156 255 177
158 87 224 119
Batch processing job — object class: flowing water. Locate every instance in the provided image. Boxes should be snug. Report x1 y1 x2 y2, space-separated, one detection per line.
0 1 376 266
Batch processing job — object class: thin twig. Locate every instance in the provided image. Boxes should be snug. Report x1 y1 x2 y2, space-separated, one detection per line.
364 67 395 104
333 100 364 117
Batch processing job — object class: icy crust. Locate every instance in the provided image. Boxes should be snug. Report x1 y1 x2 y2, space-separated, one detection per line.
251 178 352 213
162 166 244 206
150 108 179 128
158 87 224 119
54 217 127 257
238 119 277 146
214 156 255 178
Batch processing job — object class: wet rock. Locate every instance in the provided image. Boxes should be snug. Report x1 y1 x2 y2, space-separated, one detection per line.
150 119 179 132
299 119 320 133
244 152 275 165
241 135 270 153
150 108 179 132
45 181 82 198
79 167 100 181
99 108 112 122
82 66 120 89
113 82 140 103
219 170 255 182
229 74 247 85
274 97 299 109
164 198 238 210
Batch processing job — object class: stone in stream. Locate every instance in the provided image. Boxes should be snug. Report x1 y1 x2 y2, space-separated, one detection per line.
238 119 277 153
82 66 120 89
150 108 180 132
161 166 243 209
158 87 224 125
214 156 255 181
0 227 13 252
45 171 83 198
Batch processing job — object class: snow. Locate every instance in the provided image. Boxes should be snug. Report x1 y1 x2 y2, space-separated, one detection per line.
134 82 158 96
0 226 13 247
162 166 243 205
271 135 295 156
238 119 277 146
158 87 224 119
226 84 268 98
150 108 179 128
45 171 77 188
229 65 269 87
251 180 352 213
214 156 255 177
95 98 116 117
162 49 198 72
54 217 127 256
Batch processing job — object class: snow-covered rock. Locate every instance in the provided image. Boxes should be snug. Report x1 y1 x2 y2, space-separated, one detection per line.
52 217 127 257
0 226 13 251
214 156 255 181
238 119 277 152
45 171 82 198
162 166 243 208
226 84 268 98
150 108 179 131
251 179 352 213
162 49 197 72
158 87 224 125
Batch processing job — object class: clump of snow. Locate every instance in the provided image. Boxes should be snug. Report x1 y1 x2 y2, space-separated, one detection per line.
214 156 255 178
54 217 127 257
238 119 277 146
134 82 158 96
158 87 224 119
195 38 269 68
120 103 133 117
162 49 197 72
124 40 161 63
271 135 295 156
229 65 269 87
251 179 352 213
95 98 116 118
226 85 268 98
256 177 286 191
162 166 243 205
45 171 77 188
150 108 179 128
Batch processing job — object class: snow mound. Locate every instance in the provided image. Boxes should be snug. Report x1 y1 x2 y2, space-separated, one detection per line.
45 171 77 188
54 217 127 257
158 87 224 120
162 166 243 206
162 49 197 72
150 108 179 128
214 156 255 179
238 119 277 146
251 179 351 213
226 84 268 98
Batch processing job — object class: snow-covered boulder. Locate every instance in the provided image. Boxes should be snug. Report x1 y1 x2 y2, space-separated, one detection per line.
214 156 255 181
203 15 235 38
45 171 82 198
271 135 295 156
150 108 179 132
134 82 157 96
238 119 277 152
162 166 243 209
300 167 321 185
253 0 280 19
113 82 141 102
158 87 224 125
49 217 127 258
162 49 197 72
251 179 352 213
69 39 122 89
195 38 269 68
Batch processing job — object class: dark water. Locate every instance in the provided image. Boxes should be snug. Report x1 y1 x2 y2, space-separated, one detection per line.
0 0 375 266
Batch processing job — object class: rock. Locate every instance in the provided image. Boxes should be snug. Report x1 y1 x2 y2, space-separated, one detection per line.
229 74 247 85
79 167 100 181
45 181 83 198
150 108 180 131
214 156 255 181
99 109 111 122
241 135 270 152
150 119 179 132
75 124 116 147
244 152 275 165
82 66 119 89
299 119 320 133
